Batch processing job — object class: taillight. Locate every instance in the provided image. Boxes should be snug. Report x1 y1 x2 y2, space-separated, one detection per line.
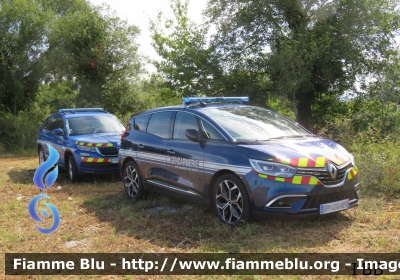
121 125 128 139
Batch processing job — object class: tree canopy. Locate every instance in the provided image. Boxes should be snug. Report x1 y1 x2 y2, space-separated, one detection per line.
150 0 400 127
0 0 143 116
206 0 400 126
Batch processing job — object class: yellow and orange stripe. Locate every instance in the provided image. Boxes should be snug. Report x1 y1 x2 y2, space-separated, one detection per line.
76 141 113 147
81 157 112 163
268 154 350 168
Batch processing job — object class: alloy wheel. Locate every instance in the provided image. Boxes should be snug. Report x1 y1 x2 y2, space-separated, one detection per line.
124 164 139 198
215 179 244 224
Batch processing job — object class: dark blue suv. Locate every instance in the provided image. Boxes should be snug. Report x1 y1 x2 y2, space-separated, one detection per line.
119 97 360 225
37 108 125 182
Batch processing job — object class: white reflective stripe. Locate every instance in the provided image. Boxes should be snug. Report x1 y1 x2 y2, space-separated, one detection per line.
133 151 252 175
204 162 252 174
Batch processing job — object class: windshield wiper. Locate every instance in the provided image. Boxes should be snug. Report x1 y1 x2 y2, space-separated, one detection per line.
269 134 315 140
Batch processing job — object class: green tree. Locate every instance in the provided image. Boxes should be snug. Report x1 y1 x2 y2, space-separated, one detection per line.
150 0 221 97
0 0 50 114
151 0 268 103
206 0 400 127
45 2 143 115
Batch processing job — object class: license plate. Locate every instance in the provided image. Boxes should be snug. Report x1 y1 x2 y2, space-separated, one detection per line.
111 158 119 163
320 199 350 214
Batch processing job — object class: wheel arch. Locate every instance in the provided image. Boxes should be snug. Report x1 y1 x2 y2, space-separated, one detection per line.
208 169 243 207
121 156 137 171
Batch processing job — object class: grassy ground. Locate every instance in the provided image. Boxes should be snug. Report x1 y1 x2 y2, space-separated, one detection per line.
1 157 400 279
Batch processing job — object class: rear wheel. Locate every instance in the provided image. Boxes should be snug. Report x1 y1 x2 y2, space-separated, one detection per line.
38 147 45 165
67 155 81 183
123 161 144 201
213 174 251 225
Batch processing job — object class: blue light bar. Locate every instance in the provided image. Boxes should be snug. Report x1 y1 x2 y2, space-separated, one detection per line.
59 108 104 113
182 97 249 106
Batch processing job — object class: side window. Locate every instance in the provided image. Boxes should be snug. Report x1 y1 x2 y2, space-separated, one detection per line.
54 117 64 130
147 111 174 139
45 117 57 131
200 119 225 141
173 112 198 140
134 114 150 131
42 118 51 131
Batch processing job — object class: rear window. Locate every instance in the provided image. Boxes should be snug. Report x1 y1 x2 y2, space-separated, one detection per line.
147 111 174 139
133 114 151 131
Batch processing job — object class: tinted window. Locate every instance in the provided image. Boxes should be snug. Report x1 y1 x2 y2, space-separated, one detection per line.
173 112 198 140
134 114 150 131
147 111 174 139
199 119 225 141
206 106 309 141
44 116 63 131
54 117 64 131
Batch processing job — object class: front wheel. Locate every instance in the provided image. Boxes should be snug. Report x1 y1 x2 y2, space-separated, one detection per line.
123 161 144 201
213 174 251 225
38 147 45 165
67 155 81 183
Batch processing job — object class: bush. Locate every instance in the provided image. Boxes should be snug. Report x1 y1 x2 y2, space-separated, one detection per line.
319 99 400 197
352 142 400 197
0 109 49 154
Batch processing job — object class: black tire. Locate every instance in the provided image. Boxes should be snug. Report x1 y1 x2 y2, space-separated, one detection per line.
212 173 251 225
123 161 144 201
67 154 81 183
38 147 46 165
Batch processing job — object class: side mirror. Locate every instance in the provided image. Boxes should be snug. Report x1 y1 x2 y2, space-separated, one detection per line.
53 128 64 136
185 129 199 142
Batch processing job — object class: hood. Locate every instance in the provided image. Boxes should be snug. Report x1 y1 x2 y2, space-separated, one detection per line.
71 133 122 147
239 137 350 168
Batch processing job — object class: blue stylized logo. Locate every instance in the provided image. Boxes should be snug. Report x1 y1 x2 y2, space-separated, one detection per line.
28 194 60 234
33 145 59 190
29 144 60 234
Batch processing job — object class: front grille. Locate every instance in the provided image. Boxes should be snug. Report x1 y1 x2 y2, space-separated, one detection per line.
297 162 351 186
98 146 118 155
301 189 359 209
81 162 118 169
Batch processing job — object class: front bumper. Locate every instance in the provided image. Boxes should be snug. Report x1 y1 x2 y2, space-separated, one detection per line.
73 150 119 174
244 170 360 219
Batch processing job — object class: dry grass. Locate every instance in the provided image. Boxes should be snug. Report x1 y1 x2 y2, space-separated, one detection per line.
1 157 400 279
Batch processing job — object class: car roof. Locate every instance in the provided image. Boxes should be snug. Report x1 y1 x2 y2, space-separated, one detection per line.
49 108 115 118
131 103 248 117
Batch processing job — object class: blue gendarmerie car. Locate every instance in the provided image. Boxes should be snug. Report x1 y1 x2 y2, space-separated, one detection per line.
37 108 125 182
119 97 360 225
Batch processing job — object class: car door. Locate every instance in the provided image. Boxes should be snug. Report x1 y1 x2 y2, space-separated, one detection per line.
164 111 205 197
135 111 174 188
42 115 66 165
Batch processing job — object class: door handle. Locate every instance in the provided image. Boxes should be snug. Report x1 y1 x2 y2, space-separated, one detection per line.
167 149 175 155
138 144 144 149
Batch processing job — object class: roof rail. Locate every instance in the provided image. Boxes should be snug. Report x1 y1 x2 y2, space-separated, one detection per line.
59 108 105 113
182 97 249 107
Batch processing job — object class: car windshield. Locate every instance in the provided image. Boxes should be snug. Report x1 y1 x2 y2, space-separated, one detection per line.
66 115 125 136
205 106 310 141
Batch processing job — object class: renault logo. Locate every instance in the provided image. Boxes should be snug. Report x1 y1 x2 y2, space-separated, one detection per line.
326 162 338 179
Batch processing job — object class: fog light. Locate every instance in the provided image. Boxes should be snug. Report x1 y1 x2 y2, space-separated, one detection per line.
266 195 306 208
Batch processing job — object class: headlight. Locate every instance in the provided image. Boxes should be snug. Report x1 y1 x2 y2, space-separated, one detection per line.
349 153 356 167
78 146 97 152
249 159 297 178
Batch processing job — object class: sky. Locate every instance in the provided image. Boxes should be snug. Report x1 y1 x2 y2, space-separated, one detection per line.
89 0 208 70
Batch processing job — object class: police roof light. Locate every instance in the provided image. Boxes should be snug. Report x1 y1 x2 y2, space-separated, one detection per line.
182 97 249 106
59 108 105 113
